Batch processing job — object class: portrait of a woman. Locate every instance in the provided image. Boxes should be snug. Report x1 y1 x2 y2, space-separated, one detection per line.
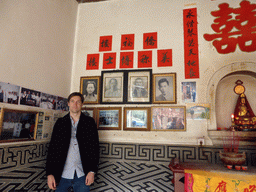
83 80 98 102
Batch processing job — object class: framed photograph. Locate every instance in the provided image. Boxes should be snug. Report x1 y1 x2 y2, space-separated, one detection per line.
80 76 100 104
101 71 124 104
153 73 176 104
123 107 150 131
151 106 186 131
127 69 152 104
81 107 96 120
96 107 122 130
0 108 39 143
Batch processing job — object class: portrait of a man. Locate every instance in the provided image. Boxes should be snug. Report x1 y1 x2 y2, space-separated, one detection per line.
155 78 173 101
104 78 121 98
154 74 176 104
132 77 148 98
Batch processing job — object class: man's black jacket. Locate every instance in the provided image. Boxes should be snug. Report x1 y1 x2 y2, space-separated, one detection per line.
46 112 99 184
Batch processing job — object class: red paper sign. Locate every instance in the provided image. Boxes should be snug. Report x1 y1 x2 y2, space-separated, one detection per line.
121 34 135 50
103 52 116 69
138 51 152 68
143 32 157 49
183 8 199 79
120 52 134 69
204 1 256 54
86 54 99 70
99 35 112 52
157 49 172 67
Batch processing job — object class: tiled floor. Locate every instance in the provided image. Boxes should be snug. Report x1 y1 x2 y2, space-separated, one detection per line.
91 160 174 192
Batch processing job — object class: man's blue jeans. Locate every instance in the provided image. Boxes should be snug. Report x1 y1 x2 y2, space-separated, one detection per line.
56 172 90 192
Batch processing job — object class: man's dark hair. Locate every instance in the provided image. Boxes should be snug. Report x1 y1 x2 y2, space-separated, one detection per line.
68 92 84 103
158 78 169 87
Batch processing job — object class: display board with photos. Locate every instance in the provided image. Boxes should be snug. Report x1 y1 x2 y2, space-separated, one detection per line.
0 81 68 111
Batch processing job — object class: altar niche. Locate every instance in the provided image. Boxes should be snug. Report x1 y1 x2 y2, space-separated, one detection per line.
0 108 38 143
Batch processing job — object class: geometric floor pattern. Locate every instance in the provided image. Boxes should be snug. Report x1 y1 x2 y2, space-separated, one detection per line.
0 160 174 192
91 160 174 192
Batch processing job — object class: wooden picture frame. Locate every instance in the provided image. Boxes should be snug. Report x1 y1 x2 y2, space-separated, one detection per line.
0 108 39 143
151 106 186 131
101 71 124 104
96 107 122 130
153 73 176 104
127 69 152 104
81 107 97 120
80 76 100 104
123 107 150 131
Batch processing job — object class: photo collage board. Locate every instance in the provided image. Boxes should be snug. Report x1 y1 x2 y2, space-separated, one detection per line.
0 81 69 111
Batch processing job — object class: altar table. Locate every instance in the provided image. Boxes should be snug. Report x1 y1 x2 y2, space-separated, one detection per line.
169 161 256 192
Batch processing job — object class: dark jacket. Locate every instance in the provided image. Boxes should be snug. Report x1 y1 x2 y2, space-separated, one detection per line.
46 112 99 184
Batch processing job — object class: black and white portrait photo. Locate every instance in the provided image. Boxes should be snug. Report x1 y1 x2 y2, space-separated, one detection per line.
80 76 100 104
127 70 152 103
101 71 124 103
153 73 176 104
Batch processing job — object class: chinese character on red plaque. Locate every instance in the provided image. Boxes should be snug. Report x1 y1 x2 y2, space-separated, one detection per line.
204 1 256 54
157 49 172 67
121 34 135 50
120 52 134 69
86 54 99 70
99 35 112 52
183 8 199 79
143 32 157 49
138 51 152 68
103 52 116 69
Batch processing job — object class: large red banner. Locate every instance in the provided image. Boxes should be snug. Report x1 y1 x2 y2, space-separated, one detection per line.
183 8 199 79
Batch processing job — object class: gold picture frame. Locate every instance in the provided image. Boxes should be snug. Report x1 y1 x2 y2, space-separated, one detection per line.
152 73 176 104
123 107 150 131
151 106 186 131
80 76 100 104
96 107 122 130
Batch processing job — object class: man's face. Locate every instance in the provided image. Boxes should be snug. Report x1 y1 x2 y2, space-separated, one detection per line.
68 96 83 113
87 83 95 94
135 79 143 87
159 82 169 95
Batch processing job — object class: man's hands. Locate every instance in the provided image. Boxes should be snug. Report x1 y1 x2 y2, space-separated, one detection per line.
85 172 95 186
47 175 57 190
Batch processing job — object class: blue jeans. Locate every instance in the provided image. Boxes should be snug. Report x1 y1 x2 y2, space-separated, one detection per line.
56 172 90 192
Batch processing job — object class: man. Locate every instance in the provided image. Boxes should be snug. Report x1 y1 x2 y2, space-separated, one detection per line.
46 92 99 192
155 78 173 101
132 78 148 98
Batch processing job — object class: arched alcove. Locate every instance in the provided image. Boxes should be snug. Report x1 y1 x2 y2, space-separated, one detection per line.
206 62 256 146
216 71 256 129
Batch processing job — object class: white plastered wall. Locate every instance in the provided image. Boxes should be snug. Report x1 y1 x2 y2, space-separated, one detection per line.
0 0 78 97
72 0 256 145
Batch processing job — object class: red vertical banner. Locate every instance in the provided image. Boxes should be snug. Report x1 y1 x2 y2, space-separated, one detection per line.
103 52 116 69
99 35 112 52
120 52 134 69
157 49 172 67
183 8 199 79
121 34 135 50
86 54 100 70
138 50 152 68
